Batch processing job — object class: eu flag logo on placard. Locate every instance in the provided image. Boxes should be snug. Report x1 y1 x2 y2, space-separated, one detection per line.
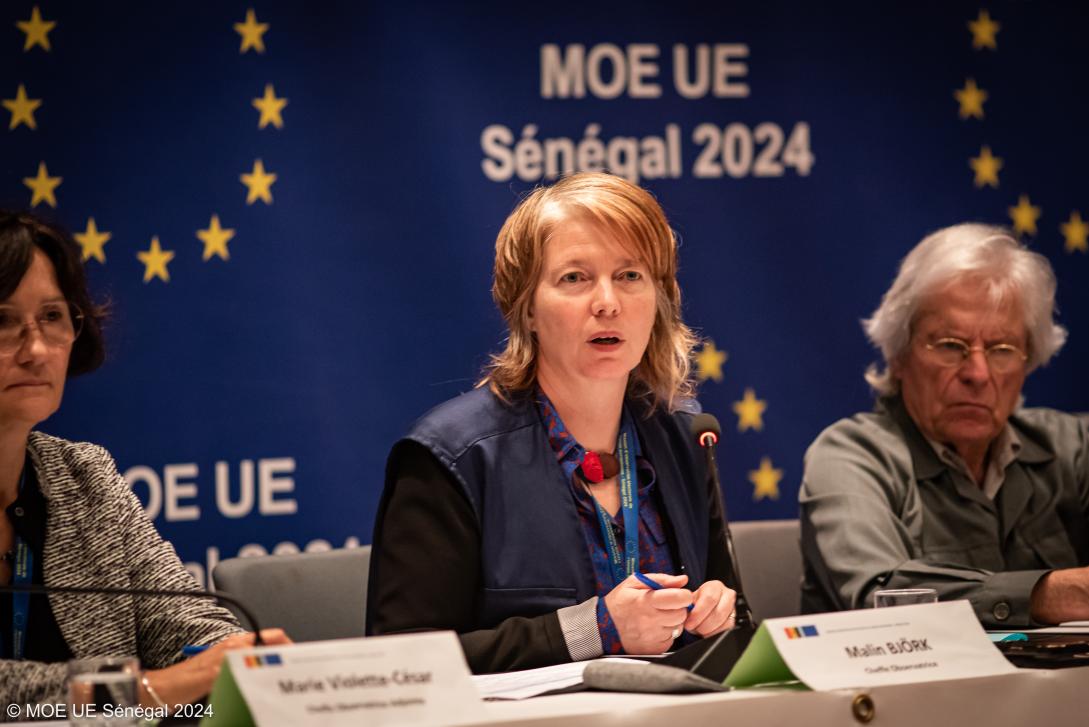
243 653 283 668
784 625 819 639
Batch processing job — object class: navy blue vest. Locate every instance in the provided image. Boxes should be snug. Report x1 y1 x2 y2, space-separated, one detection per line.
390 387 712 628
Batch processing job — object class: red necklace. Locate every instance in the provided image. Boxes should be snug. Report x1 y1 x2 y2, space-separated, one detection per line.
579 451 620 483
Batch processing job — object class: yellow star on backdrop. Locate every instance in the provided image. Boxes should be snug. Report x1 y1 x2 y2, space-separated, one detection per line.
197 214 236 261
16 6 55 52
74 218 111 263
1008 195 1041 236
969 146 1002 188
3 85 42 130
748 457 782 501
968 10 999 50
954 78 987 120
252 84 287 129
23 162 61 207
241 159 277 205
137 237 175 283
695 340 728 382
234 9 269 53
1061 211 1088 254
733 388 767 432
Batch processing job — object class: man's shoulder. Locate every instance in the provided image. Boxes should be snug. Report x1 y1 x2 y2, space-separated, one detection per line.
807 405 908 460
1014 405 1087 429
1012 405 1089 455
801 403 918 499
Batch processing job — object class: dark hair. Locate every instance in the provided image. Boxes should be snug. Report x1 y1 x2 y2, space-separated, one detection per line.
0 210 107 376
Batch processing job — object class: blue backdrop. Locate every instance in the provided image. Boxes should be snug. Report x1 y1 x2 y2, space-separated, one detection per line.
2 2 1085 588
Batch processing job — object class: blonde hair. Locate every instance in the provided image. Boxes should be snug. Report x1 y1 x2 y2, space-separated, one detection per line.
863 223 1067 395
479 172 698 412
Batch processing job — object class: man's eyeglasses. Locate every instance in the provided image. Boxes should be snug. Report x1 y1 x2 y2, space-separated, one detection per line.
922 337 1027 374
0 302 83 353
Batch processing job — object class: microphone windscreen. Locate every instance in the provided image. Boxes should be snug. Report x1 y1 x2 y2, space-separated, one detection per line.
582 660 728 694
691 413 722 442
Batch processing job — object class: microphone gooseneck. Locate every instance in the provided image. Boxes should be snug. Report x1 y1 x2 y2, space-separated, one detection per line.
690 413 754 629
0 582 265 646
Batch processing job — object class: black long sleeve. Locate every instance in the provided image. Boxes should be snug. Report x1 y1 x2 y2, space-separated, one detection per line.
367 441 570 674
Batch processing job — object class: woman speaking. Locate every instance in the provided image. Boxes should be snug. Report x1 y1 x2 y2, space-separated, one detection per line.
368 173 738 673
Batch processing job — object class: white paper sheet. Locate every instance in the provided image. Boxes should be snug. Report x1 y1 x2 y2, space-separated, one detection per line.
472 658 648 700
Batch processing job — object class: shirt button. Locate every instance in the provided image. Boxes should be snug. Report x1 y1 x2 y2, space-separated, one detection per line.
992 602 1011 621
13 507 24 517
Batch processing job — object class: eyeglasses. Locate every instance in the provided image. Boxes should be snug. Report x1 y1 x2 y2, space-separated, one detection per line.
922 337 1027 374
0 302 84 353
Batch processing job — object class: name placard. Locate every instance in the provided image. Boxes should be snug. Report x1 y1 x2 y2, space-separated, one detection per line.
205 632 485 727
726 600 1016 690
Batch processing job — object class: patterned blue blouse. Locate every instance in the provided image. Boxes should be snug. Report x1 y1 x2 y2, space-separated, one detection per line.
536 391 679 654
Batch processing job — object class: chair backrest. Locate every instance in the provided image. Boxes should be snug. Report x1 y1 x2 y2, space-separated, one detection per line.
212 546 371 642
730 519 802 622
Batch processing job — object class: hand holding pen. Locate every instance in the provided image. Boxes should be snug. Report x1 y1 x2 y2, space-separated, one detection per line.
634 572 738 640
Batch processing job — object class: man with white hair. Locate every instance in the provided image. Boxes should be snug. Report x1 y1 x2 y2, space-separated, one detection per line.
799 223 1089 627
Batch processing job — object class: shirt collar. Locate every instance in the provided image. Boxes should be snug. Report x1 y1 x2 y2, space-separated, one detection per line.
535 388 648 490
880 395 1050 492
923 424 1021 499
536 390 582 464
6 452 48 555
536 388 641 464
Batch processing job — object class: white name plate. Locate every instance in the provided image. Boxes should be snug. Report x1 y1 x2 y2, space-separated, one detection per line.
764 600 1017 690
225 631 485 726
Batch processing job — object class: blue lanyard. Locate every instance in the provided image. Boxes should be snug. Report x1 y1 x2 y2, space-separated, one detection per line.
3 469 32 661
590 412 641 588
10 536 32 660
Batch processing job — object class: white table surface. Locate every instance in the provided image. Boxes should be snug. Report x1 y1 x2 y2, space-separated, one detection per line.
11 665 1086 726
467 666 1088 727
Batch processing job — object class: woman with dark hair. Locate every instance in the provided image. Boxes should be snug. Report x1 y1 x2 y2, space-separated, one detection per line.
368 173 739 673
0 210 288 707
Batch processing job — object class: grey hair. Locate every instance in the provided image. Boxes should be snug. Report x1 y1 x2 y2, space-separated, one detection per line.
862 223 1068 395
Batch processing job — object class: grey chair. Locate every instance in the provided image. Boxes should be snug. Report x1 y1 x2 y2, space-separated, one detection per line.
731 519 802 622
212 546 371 642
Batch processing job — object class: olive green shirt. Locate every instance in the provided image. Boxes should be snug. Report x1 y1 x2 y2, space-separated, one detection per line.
799 397 1089 627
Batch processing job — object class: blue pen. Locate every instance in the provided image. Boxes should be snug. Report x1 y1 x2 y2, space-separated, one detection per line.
182 644 209 657
634 572 694 611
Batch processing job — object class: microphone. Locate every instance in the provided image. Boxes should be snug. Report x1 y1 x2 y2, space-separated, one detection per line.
692 412 721 449
0 582 265 646
690 413 754 629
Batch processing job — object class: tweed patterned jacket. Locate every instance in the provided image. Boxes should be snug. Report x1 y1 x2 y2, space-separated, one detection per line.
0 432 241 709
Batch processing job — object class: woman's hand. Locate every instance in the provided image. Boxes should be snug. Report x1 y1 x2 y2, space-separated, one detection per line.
683 579 737 637
604 573 693 654
142 628 293 709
